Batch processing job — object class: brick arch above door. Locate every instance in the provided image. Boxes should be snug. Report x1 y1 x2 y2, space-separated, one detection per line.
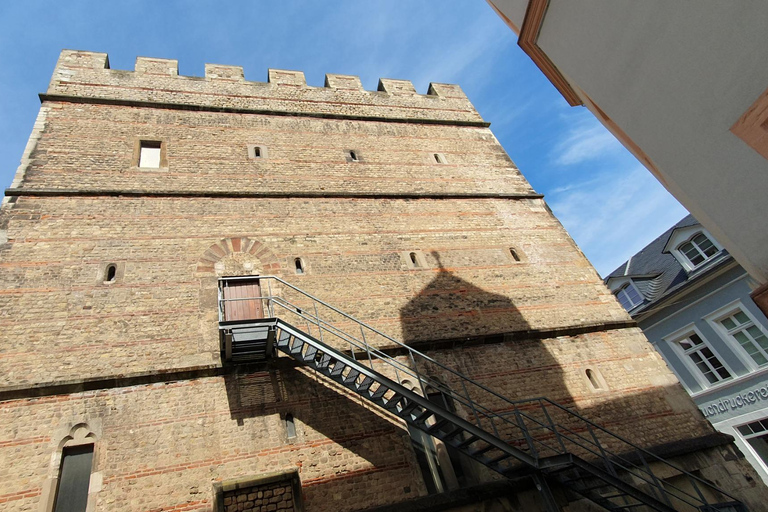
195 237 281 276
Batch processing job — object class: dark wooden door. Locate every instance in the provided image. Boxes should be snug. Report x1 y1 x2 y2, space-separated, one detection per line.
222 279 263 321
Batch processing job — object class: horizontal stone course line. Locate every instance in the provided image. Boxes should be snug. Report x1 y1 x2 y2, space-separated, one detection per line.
23 168 522 186
372 321 637 360
103 430 403 485
0 301 616 332
52 82 470 116
0 320 637 400
5 227 561 244
0 308 199 328
142 498 210 512
0 435 49 449
0 281 198 295
0 487 42 503
5 187 543 200
40 93 491 127
45 109 494 143
301 463 410 487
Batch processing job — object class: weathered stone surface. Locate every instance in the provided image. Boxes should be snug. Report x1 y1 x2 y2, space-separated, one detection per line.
0 51 764 512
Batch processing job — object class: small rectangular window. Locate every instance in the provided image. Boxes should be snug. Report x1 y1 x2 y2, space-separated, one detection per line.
138 141 162 168
54 444 94 512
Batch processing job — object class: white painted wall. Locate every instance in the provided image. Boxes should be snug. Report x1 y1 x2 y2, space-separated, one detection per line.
492 0 768 282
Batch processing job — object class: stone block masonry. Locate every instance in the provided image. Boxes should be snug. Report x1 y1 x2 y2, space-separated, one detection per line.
1 50 765 512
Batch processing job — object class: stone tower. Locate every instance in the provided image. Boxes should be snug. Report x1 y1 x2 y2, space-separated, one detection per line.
0 50 763 512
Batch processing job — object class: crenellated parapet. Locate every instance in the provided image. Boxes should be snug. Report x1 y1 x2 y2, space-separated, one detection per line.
46 50 484 125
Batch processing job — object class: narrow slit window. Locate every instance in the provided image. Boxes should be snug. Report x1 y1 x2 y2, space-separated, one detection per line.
138 141 162 168
285 413 297 439
433 153 445 164
586 369 601 389
510 248 521 262
294 258 304 274
53 444 94 512
105 264 117 282
348 150 358 161
248 145 266 159
410 252 419 266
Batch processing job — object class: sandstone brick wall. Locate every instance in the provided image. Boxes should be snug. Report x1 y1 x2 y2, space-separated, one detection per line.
0 193 629 388
16 102 527 196
0 367 424 512
1 50 757 512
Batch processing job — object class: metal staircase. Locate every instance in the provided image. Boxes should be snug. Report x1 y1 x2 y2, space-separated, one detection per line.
218 276 746 512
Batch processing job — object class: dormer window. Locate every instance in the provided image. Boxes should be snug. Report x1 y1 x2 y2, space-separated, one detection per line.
663 222 723 272
678 233 718 268
614 282 643 311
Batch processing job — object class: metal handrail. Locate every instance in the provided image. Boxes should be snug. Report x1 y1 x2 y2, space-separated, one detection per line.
218 275 742 508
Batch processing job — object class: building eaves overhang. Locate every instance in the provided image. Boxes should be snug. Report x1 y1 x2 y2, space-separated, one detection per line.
631 255 737 322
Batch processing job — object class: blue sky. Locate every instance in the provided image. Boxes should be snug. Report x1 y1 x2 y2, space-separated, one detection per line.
0 1 687 276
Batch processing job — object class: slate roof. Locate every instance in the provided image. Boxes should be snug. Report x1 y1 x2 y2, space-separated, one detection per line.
604 214 732 317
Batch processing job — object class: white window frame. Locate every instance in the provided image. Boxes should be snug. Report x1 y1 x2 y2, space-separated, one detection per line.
707 300 768 371
614 281 643 311
664 324 734 391
666 226 723 272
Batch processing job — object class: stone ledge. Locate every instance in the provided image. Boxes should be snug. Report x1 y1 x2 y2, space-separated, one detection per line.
4 187 544 200
39 93 491 127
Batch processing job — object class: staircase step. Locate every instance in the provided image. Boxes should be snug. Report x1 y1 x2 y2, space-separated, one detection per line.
276 330 291 348
413 409 434 424
302 345 318 362
426 418 451 434
440 425 465 441
398 401 420 418
384 394 404 411
316 353 333 369
469 444 494 458
343 369 360 385
357 376 374 392
488 453 512 465
370 385 388 400
457 435 479 448
329 362 346 377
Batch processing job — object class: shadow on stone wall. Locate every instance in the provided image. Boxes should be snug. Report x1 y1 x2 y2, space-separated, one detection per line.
223 365 411 472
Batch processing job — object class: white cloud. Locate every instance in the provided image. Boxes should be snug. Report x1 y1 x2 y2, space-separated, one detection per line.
546 165 689 277
552 117 625 166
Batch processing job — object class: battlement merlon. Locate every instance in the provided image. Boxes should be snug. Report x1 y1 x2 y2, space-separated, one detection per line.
45 50 486 125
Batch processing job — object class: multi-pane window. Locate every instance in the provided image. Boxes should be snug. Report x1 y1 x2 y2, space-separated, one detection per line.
615 282 643 311
678 233 718 267
737 419 768 470
677 333 731 384
719 310 768 366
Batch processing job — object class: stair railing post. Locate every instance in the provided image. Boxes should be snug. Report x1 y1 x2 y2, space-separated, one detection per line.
408 351 429 400
360 326 373 370
539 399 566 454
635 449 674 507
532 471 562 512
585 422 619 479
514 407 538 463
266 278 275 317
686 475 710 508
217 282 224 322
460 379 483 429
312 301 324 344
